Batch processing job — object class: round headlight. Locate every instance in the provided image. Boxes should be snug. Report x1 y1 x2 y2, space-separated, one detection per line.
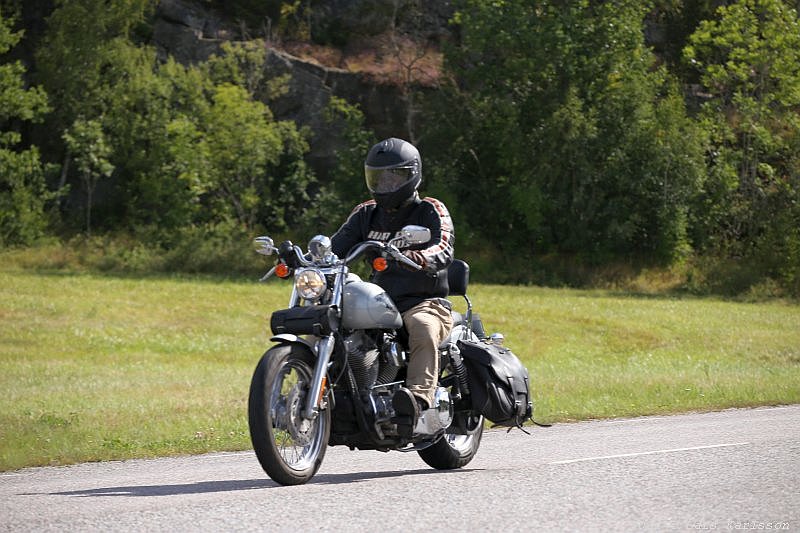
295 268 327 301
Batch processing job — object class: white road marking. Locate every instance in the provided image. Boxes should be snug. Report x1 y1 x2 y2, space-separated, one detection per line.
601 417 671 424
193 452 249 461
550 442 750 465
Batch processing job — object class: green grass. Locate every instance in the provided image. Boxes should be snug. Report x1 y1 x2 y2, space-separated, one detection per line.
1 265 799 471
0 269 272 470
466 285 800 421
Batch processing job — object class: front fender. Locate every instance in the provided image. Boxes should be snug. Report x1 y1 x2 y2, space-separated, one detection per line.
269 334 333 411
270 333 317 358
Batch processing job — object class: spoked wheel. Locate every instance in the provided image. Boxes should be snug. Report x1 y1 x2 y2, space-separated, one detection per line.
418 411 484 470
248 345 330 485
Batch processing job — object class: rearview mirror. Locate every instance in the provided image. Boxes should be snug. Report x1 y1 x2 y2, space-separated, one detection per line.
400 225 431 245
254 236 277 256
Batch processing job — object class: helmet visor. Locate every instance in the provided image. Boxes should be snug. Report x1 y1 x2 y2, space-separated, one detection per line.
365 165 416 194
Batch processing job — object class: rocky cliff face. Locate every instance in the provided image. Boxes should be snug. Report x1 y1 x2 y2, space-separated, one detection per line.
309 0 454 44
153 0 446 177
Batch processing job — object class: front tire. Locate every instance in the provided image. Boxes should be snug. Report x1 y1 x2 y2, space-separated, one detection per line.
248 345 331 485
418 412 483 470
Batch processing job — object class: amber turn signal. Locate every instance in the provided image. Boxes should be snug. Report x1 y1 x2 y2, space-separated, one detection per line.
275 263 291 278
372 257 388 272
318 376 328 405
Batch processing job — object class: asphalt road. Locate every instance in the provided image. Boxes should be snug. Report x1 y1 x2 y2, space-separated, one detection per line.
2 405 798 532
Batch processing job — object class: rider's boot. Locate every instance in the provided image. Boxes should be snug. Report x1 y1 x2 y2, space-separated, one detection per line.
392 387 422 438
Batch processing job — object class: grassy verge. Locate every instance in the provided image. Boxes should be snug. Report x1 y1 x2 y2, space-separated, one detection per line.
1 267 798 471
0 268 274 471
468 285 800 420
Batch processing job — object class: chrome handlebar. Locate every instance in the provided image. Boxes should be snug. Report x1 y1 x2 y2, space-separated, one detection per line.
344 240 422 270
255 236 423 281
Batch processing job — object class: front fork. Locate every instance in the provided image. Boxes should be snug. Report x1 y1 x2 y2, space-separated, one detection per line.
303 333 335 419
303 267 344 420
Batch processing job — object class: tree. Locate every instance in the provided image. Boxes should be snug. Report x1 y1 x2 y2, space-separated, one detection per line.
684 0 800 265
35 0 153 211
430 0 705 262
200 83 285 229
318 95 374 231
0 8 52 246
199 41 315 232
63 118 114 237
101 48 203 233
33 3 315 238
35 0 153 126
387 0 437 145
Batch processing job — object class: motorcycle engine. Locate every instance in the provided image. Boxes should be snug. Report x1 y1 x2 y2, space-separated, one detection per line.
344 331 406 438
344 331 451 437
343 331 401 390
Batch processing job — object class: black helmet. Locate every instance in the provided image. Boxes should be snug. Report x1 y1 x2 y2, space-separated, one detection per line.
364 137 421 210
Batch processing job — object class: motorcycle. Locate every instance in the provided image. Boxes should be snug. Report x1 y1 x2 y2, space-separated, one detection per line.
248 226 498 485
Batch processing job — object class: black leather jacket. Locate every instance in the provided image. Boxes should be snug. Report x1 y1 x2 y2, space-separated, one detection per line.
331 195 454 313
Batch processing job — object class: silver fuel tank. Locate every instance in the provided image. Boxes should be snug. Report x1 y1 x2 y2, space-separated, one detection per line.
341 279 403 330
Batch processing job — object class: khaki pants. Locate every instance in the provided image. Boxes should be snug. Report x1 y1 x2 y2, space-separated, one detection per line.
401 299 453 408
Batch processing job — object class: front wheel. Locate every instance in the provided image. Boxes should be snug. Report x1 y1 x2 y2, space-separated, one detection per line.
418 412 483 470
248 345 330 485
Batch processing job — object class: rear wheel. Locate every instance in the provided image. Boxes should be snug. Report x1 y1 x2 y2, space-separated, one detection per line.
417 412 483 470
248 345 330 485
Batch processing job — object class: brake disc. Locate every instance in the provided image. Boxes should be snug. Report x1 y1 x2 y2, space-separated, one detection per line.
285 381 314 446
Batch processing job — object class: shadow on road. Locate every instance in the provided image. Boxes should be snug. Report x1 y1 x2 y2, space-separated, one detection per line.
40 468 480 497
311 467 479 485
46 479 278 497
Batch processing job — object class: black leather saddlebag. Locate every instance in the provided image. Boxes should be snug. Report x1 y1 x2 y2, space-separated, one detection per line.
457 338 533 428
270 305 333 336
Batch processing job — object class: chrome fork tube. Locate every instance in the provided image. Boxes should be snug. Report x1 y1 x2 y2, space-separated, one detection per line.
303 266 345 419
303 333 334 419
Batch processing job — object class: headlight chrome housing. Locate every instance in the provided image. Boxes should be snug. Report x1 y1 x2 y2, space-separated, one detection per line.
295 268 327 301
308 235 334 263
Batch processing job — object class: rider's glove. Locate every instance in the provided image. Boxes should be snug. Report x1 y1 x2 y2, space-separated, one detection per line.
402 250 427 271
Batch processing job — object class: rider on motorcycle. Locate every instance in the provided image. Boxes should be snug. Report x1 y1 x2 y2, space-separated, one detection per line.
331 137 454 437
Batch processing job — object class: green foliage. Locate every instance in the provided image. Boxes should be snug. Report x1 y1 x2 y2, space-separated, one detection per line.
202 83 287 229
434 0 705 263
206 41 269 97
316 96 375 232
63 118 114 236
2 0 798 295
0 146 54 247
0 19 47 124
31 3 315 239
684 0 800 285
646 0 732 78
108 52 208 232
34 0 154 129
34 0 161 232
0 9 53 247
